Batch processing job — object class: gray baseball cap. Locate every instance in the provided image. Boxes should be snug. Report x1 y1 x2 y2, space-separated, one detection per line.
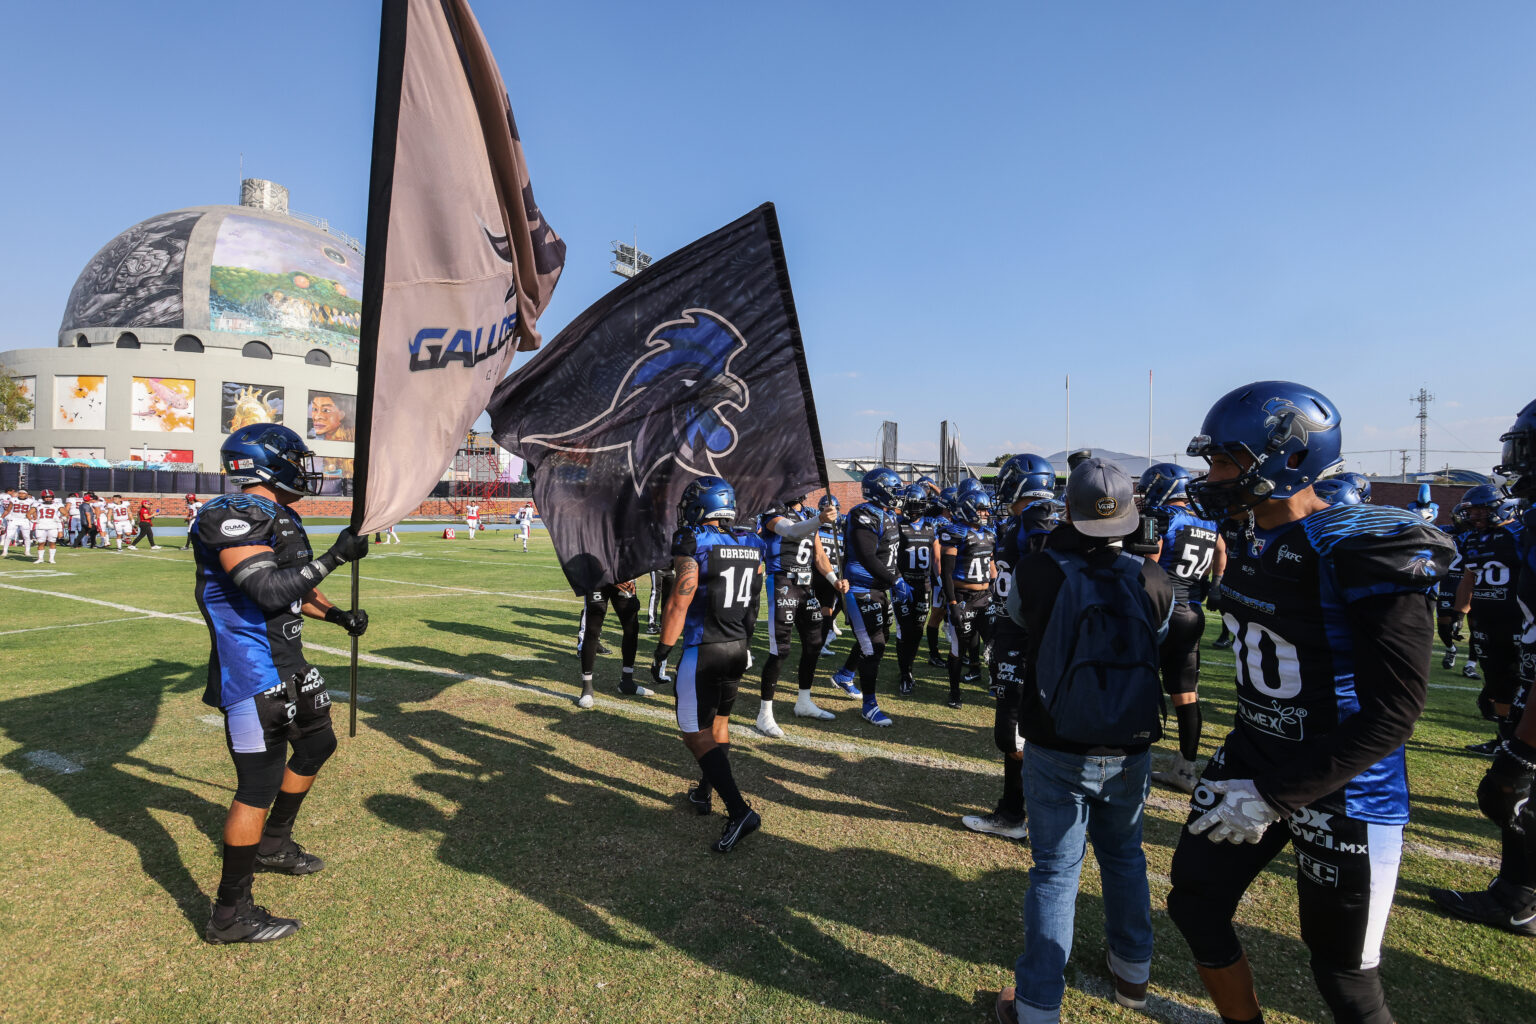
1066 457 1140 538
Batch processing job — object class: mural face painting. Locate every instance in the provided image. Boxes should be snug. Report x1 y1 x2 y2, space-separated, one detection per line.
307 390 356 443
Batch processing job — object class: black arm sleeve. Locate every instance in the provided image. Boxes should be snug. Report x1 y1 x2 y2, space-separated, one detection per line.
228 550 344 614
850 520 899 588
940 550 957 604
1253 591 1433 814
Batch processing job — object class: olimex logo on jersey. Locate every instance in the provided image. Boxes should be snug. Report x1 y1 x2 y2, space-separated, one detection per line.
518 309 752 496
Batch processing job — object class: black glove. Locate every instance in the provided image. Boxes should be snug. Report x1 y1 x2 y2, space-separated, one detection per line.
652 642 674 685
1477 738 1536 832
325 606 369 637
327 527 371 564
1205 575 1223 611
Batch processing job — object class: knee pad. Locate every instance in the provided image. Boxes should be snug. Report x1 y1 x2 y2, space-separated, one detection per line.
1166 884 1242 968
231 748 286 809
1310 963 1391 1024
288 722 337 776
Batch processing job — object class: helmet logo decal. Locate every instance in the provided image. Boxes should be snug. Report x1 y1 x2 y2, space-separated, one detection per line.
1262 398 1329 449
520 309 750 496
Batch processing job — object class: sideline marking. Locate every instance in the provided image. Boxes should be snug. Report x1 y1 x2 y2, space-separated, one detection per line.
199 715 223 728
328 690 375 704
23 750 83 774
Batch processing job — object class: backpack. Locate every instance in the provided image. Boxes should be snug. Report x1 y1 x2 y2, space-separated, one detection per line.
1033 549 1163 747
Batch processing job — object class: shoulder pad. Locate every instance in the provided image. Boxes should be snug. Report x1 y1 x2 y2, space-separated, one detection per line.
670 526 699 558
1303 504 1456 598
196 494 279 548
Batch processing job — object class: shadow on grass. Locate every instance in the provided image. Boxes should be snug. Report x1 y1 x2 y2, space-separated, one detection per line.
0 659 224 933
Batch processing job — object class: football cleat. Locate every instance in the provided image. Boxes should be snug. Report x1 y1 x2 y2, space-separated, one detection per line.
1429 879 1536 936
1441 645 1458 670
830 669 862 699
617 679 655 697
1463 663 1481 680
861 704 893 727
793 696 835 720
1465 738 1502 757
946 693 963 709
575 693 595 710
687 784 712 816
899 672 915 696
1151 753 1201 794
712 808 761 853
754 706 784 739
204 896 301 945
961 811 1028 840
646 623 660 635
254 840 324 875
927 653 947 668
1212 636 1234 650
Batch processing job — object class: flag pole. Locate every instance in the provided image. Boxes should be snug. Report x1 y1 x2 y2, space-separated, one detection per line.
346 0 409 737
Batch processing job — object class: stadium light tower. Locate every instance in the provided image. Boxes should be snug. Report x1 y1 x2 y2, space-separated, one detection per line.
610 235 653 279
1410 386 1434 475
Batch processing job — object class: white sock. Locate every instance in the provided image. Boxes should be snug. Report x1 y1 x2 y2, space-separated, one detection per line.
48 551 55 563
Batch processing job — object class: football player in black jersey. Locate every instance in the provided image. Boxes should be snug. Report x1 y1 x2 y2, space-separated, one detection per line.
1435 399 1536 934
893 484 941 695
1167 382 1453 1024
1448 485 1524 757
962 454 1057 840
756 495 847 736
575 580 651 709
1139 463 1226 794
833 468 908 727
195 425 370 944
938 489 996 709
813 494 846 657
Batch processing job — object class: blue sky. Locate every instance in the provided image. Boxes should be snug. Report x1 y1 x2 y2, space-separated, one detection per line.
2 1 1531 474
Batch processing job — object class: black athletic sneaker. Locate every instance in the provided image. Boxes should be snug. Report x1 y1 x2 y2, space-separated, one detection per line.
946 693 963 709
646 623 660 635
1212 635 1233 650
899 672 914 695
597 641 613 656
927 653 947 668
1441 644 1458 670
254 839 325 875
712 808 761 853
1430 879 1536 936
687 784 712 816
963 671 981 684
204 896 301 944
1465 738 1502 757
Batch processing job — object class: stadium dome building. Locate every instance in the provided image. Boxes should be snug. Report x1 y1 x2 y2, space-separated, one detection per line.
0 180 362 478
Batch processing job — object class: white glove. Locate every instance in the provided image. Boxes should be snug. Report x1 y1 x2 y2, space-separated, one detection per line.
1189 779 1282 844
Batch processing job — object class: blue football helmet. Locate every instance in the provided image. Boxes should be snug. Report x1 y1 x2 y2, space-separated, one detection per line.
678 476 736 526
1186 381 1344 520
861 467 904 511
995 453 1055 505
1407 483 1438 522
1338 472 1372 502
1496 398 1536 500
899 483 929 518
937 486 960 517
1139 463 1192 507
221 424 322 496
1313 478 1362 506
957 477 986 497
954 489 992 526
818 493 840 514
1453 483 1504 529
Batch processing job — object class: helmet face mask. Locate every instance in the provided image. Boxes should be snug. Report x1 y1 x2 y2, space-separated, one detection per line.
956 491 992 526
1496 400 1536 500
898 483 929 519
1138 463 1191 508
222 424 323 497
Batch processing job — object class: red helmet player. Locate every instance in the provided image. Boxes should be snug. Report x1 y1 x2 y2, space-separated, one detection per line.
186 493 197 503
41 489 54 500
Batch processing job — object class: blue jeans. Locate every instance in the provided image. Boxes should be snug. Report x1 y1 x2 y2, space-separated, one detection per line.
1014 745 1153 1021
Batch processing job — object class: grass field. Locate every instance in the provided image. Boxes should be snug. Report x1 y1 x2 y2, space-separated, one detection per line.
1 530 1531 1024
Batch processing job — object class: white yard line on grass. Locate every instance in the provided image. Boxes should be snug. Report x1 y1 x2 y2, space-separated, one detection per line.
0 614 161 636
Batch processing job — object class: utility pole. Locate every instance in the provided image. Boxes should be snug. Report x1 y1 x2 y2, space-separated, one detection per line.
1398 450 1410 480
1409 386 1434 475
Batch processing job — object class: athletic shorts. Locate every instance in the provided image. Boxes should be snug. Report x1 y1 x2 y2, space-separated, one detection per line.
766 575 818 656
845 589 892 653
945 588 990 655
223 668 334 755
5 520 29 541
674 639 747 733
33 523 60 543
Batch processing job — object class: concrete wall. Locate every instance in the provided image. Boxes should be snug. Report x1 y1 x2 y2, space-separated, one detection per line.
1 333 357 469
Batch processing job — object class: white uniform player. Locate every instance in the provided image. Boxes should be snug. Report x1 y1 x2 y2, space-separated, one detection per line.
465 502 481 539
65 493 83 547
88 496 108 547
518 504 534 552
183 494 203 550
109 496 133 550
4 490 35 558
30 490 65 563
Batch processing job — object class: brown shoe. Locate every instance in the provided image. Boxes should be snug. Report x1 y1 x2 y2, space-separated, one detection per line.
1106 951 1148 1009
995 988 1020 1024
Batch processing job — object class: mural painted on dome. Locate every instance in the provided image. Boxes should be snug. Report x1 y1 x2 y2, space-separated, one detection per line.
54 376 107 430
209 214 363 352
221 381 285 433
131 377 196 432
60 210 198 331
12 376 35 429
307 390 356 443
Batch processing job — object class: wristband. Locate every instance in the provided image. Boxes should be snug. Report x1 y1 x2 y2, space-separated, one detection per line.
824 571 840 587
654 642 675 663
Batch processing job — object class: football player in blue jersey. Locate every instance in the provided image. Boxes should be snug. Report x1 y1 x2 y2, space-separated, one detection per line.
1139 463 1226 795
830 468 908 726
1446 486 1524 756
1339 472 1373 503
651 476 766 852
925 485 962 667
1313 478 1363 505
1437 499 1472 671
938 489 996 708
1436 399 1536 934
1167 382 1453 1024
962 454 1057 840
755 494 846 736
893 483 942 695
194 424 371 945
814 493 846 657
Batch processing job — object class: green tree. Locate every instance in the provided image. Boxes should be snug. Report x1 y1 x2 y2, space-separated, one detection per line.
988 453 1016 467
0 368 35 431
